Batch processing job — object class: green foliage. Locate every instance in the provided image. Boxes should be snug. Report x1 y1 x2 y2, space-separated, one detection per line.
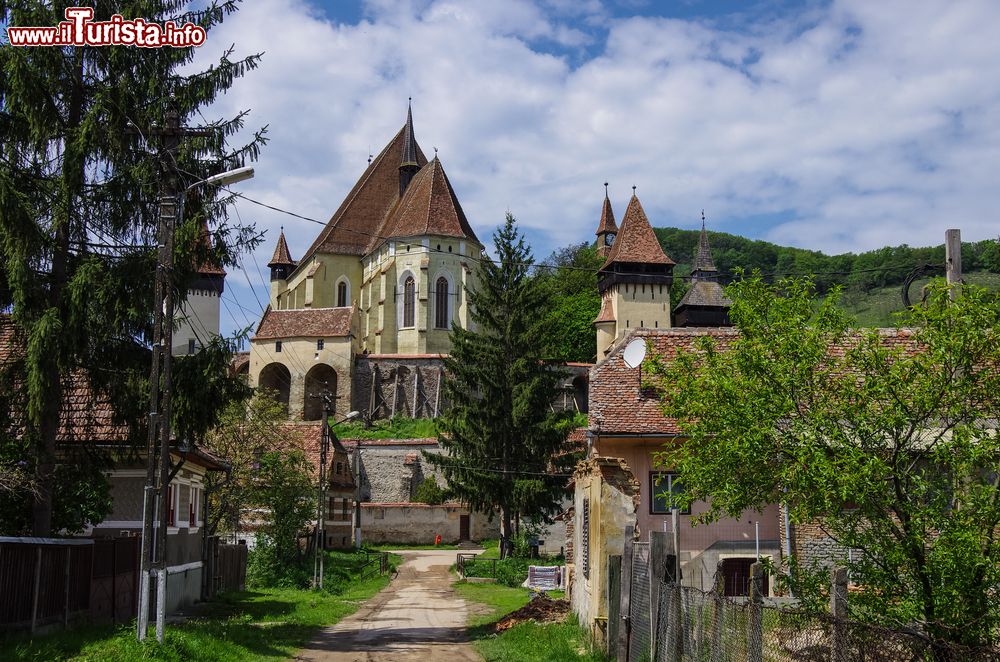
247 448 315 580
0 1 265 535
427 215 581 556
334 416 438 440
537 243 604 363
648 275 1000 647
413 475 446 504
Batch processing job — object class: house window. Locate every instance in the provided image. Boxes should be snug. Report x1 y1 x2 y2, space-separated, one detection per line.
650 472 690 514
402 276 415 327
337 281 348 307
189 486 200 527
336 461 342 475
167 484 176 527
435 277 449 328
317 339 324 351
582 498 590 579
188 338 196 354
275 340 282 353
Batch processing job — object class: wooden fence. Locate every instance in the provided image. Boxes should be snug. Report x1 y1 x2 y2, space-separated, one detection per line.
203 537 249 599
0 537 95 632
90 537 139 624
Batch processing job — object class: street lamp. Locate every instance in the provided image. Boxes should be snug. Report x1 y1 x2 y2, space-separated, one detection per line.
314 406 360 590
138 165 255 643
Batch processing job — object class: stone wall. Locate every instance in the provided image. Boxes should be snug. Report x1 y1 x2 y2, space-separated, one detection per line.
360 503 498 544
790 517 855 569
346 440 448 503
353 356 448 420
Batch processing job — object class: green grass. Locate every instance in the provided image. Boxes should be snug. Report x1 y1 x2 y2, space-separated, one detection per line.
456 581 608 661
365 542 459 550
838 270 1000 327
333 416 438 440
8 553 398 661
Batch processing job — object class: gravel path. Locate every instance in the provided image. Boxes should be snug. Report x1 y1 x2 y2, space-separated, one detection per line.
294 549 481 661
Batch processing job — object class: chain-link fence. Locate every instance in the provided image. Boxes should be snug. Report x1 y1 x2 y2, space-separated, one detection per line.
629 542 652 660
649 577 1000 662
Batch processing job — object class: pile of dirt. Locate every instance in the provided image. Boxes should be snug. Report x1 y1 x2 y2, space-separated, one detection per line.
494 595 569 632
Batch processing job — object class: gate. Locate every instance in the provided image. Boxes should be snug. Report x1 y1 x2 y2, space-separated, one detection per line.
628 542 652 661
90 537 138 624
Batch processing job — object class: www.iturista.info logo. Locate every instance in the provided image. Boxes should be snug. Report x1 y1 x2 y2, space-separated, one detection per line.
6 7 206 48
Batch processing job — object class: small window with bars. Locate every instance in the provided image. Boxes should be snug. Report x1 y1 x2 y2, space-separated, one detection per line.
582 498 590 579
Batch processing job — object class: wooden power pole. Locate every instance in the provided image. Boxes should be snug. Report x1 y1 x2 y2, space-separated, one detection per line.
945 228 962 300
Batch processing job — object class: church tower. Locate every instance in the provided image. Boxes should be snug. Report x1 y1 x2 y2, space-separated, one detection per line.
673 216 732 327
267 228 295 309
594 192 674 358
173 220 226 355
595 183 618 258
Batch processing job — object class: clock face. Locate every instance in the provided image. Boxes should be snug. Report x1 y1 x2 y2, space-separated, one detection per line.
605 232 616 246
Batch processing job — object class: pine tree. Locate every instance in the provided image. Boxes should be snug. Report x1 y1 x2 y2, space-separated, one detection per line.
428 214 579 557
0 2 265 535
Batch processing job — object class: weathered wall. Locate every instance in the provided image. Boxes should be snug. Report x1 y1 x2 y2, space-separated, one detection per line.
353 356 447 420
789 517 854 570
346 440 448 503
360 503 498 544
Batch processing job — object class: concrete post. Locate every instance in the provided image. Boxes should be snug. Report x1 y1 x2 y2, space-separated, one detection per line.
747 562 764 662
711 561 724 662
618 525 635 662
830 566 849 662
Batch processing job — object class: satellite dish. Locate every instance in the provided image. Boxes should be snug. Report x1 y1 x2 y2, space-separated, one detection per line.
622 338 647 369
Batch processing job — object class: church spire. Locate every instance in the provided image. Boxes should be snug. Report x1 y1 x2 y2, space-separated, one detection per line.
267 228 295 281
595 182 618 257
692 211 718 277
399 99 420 196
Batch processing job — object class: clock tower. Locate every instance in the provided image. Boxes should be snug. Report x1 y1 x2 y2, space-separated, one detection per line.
594 183 618 258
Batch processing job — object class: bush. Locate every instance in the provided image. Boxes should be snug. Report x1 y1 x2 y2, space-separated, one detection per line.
413 476 445 504
246 538 311 589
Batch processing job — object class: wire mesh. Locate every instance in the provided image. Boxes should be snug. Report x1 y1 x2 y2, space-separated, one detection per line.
629 542 652 661
646 578 1000 662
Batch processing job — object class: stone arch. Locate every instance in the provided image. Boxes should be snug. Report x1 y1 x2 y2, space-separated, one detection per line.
258 363 291 411
573 375 589 413
303 363 337 421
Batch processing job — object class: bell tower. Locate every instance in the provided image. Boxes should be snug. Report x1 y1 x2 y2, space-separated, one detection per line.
594 191 674 358
595 183 618 258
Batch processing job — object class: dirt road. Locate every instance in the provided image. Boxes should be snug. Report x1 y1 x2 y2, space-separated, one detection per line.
295 549 481 661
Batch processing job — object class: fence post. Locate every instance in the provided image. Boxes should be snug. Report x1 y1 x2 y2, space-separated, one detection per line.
830 566 848 662
30 546 42 634
64 546 71 629
711 561 724 662
618 525 635 662
747 562 764 662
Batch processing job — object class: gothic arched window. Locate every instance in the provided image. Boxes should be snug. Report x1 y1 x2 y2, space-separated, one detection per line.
435 276 449 328
337 281 348 308
403 276 415 327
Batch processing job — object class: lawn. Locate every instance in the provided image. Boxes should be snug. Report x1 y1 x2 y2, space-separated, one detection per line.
455 580 609 661
8 552 398 661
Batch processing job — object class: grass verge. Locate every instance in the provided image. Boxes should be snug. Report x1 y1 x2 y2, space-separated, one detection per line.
456 580 608 661
8 553 399 661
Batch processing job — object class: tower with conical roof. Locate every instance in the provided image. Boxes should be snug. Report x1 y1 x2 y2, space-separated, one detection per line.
595 183 618 258
594 192 675 358
399 101 420 197
674 216 731 327
267 228 295 309
174 220 227 355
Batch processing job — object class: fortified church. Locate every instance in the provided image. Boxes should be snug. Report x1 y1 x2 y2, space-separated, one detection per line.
248 106 483 421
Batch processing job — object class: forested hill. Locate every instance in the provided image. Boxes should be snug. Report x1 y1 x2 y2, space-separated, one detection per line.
655 227 1000 293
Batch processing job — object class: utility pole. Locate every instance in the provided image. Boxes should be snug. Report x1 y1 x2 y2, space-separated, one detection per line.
313 391 334 589
136 107 211 643
946 228 962 300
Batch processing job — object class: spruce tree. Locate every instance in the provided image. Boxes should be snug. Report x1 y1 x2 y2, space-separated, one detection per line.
0 2 265 535
428 214 579 557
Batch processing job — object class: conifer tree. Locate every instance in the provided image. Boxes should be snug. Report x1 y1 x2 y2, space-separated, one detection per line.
428 214 579 557
0 2 265 535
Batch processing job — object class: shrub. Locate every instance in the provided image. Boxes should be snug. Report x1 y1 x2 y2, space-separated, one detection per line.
413 476 445 504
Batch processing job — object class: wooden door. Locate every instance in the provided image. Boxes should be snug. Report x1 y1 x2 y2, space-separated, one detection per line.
459 514 470 541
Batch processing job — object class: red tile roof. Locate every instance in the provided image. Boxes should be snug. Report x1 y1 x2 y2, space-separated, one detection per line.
596 193 617 236
594 295 615 323
253 307 354 340
268 230 295 268
196 220 226 277
374 158 480 246
601 195 674 268
300 124 428 261
589 327 922 436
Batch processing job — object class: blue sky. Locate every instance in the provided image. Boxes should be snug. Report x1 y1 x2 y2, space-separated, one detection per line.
192 0 1000 340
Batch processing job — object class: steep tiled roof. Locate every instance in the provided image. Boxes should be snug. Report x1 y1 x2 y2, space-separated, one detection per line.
268 230 295 268
373 158 480 246
400 104 419 168
196 220 226 277
594 295 615 324
301 125 428 260
595 191 617 236
692 221 717 274
601 195 674 268
589 327 922 436
675 280 732 309
253 307 354 340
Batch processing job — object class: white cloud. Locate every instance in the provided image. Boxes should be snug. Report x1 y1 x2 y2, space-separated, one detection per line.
192 0 1000 333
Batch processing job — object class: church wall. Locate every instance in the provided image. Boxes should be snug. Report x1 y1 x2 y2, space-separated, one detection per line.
353 356 448 420
249 334 355 419
608 282 671 345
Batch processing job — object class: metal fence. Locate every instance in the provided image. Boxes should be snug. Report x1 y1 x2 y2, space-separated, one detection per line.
649 571 1000 662
628 541 652 659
